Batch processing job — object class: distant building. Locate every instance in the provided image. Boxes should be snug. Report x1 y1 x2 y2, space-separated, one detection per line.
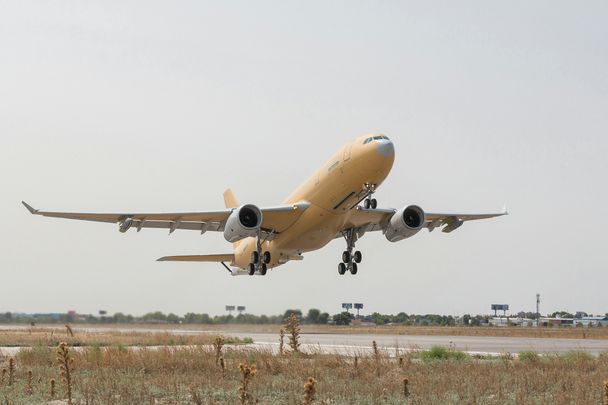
489 317 535 327
539 317 575 327
574 316 608 327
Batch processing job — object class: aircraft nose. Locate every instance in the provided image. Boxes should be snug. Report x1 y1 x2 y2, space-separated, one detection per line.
376 139 394 157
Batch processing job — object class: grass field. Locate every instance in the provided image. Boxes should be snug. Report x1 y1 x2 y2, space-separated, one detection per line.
0 328 607 404
0 327 249 348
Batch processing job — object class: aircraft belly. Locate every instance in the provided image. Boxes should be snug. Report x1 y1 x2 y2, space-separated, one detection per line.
272 203 340 252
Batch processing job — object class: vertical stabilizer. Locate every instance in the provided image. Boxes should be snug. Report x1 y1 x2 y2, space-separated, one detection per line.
223 188 239 209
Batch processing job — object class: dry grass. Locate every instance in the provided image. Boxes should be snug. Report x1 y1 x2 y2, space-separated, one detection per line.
0 327 246 348
0 343 606 404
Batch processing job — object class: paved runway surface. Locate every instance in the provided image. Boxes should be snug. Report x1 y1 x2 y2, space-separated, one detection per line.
1 325 607 355
222 331 608 356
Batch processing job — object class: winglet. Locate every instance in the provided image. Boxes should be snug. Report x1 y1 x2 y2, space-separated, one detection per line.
22 201 39 214
502 204 509 215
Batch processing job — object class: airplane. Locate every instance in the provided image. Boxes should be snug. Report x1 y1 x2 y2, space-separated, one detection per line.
22 134 507 276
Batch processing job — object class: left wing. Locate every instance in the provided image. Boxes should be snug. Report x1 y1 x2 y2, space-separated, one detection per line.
21 201 309 239
344 205 507 235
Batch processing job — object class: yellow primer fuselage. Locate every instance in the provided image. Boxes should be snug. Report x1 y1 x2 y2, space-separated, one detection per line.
232 135 395 269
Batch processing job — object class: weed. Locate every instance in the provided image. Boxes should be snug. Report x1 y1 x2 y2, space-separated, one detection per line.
25 370 32 395
238 362 257 405
7 358 14 387
0 369 5 386
57 342 74 405
403 377 410 398
49 378 56 399
213 336 225 365
285 314 301 353
65 324 74 338
302 377 316 405
279 328 285 355
220 356 226 377
603 380 608 405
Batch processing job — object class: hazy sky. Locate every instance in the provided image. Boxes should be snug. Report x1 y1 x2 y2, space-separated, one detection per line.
1 1 607 317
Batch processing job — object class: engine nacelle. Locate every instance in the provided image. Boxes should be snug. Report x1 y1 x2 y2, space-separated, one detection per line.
223 204 263 243
384 205 425 242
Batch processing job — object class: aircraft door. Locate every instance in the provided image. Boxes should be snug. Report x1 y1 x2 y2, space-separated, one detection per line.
343 144 352 161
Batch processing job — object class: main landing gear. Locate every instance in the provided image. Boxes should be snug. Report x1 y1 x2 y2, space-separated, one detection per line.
338 228 362 275
362 183 377 209
248 238 271 276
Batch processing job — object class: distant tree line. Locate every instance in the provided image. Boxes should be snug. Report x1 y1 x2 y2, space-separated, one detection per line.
1 310 605 326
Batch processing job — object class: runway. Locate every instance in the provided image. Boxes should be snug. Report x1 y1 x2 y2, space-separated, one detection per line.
221 331 608 356
1 325 606 356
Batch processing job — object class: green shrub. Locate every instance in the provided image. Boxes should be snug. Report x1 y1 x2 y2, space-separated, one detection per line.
518 351 540 362
421 345 468 361
563 351 593 362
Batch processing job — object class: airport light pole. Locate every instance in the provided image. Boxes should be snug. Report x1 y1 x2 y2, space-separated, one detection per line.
536 294 540 327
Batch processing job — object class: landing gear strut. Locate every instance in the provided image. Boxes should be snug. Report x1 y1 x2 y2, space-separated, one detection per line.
362 183 377 209
338 228 362 275
248 233 271 276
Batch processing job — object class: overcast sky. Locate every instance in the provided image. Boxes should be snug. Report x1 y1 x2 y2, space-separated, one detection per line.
1 1 607 318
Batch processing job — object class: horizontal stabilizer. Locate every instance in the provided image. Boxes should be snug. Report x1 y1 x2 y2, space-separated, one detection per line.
157 254 234 262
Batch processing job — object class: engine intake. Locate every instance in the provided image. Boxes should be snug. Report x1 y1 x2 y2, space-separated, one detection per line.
223 204 263 242
385 205 425 242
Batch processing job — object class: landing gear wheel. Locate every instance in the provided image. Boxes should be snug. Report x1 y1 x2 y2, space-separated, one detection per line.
370 199 377 209
350 262 358 275
354 251 362 263
251 251 260 264
263 251 271 264
248 263 256 276
338 263 346 275
364 199 371 209
342 251 351 263
259 263 267 275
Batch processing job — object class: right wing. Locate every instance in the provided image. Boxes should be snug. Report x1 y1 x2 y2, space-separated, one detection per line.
22 201 310 240
342 205 507 236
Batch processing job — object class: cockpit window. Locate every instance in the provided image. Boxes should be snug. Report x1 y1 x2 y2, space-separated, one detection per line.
364 135 389 144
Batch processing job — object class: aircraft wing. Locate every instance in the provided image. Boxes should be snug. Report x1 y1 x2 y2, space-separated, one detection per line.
21 201 310 239
344 205 507 235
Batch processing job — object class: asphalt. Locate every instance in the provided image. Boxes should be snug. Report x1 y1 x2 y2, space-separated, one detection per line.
1 325 607 356
220 331 608 356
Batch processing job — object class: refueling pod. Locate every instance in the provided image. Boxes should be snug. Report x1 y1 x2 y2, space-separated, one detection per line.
119 218 133 233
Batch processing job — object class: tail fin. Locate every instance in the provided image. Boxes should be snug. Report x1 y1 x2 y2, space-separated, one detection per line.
223 188 239 209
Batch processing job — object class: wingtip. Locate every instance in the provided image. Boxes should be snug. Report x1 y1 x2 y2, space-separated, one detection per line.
22 201 38 214
156 257 167 262
502 204 509 215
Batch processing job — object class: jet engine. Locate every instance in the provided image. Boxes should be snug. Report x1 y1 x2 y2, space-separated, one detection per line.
384 205 425 242
223 204 263 243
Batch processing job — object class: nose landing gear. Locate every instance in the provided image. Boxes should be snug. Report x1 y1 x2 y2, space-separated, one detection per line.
338 228 362 275
362 183 378 209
